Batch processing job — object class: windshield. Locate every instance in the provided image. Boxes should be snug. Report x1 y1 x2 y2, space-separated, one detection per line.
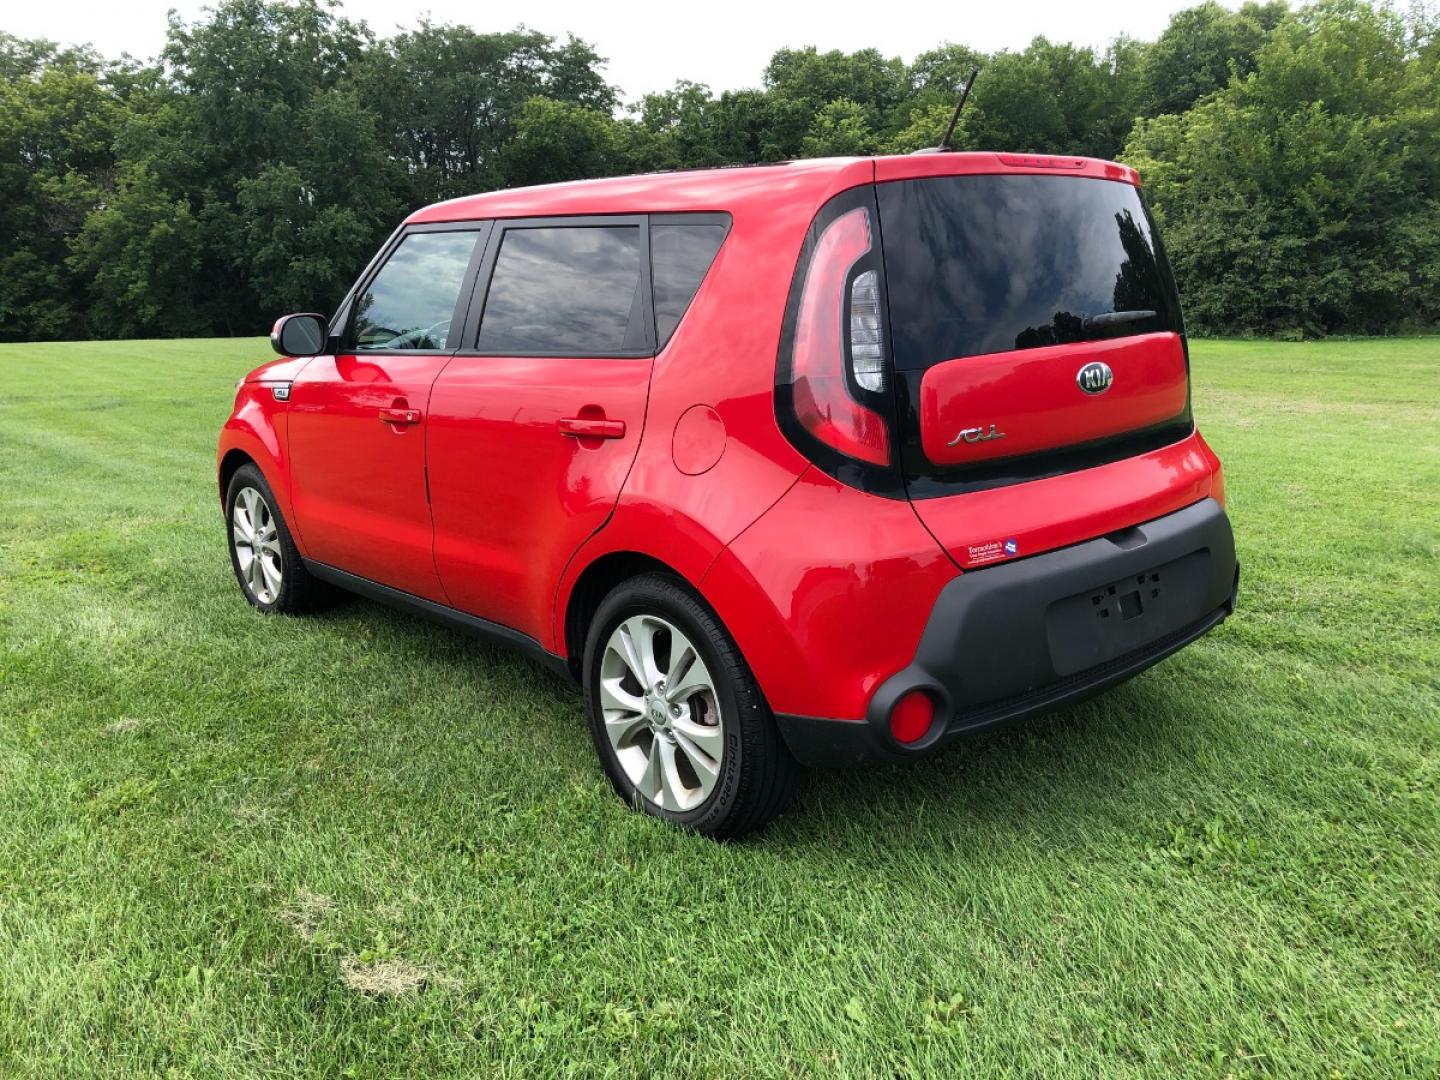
876 174 1183 368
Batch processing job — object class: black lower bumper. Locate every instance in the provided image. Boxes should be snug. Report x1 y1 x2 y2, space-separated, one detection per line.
777 497 1238 767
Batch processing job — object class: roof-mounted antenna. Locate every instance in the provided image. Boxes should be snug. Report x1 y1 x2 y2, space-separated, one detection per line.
938 68 980 151
912 68 981 155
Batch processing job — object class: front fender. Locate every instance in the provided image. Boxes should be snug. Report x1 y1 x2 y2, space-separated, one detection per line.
217 382 306 554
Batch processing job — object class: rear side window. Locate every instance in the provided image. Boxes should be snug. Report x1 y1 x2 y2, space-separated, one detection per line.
477 226 643 355
877 175 1183 368
350 230 478 351
651 221 728 348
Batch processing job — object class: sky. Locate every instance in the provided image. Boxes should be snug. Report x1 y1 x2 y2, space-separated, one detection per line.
6 0 1244 102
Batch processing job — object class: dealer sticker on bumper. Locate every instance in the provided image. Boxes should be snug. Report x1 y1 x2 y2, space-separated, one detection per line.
968 537 1019 565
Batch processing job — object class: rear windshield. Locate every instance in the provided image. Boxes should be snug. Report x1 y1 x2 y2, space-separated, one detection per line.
876 174 1182 368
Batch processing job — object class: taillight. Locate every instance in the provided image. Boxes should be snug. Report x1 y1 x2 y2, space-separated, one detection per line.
786 206 890 466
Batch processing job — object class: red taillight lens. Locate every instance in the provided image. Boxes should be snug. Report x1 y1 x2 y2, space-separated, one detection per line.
788 206 890 466
889 690 935 745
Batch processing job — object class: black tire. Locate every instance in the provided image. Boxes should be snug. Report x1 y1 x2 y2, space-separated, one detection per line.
583 572 798 839
224 463 332 614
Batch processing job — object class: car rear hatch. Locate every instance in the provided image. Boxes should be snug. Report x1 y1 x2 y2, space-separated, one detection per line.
873 162 1196 567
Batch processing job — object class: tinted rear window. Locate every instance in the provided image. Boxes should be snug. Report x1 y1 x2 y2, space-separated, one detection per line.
477 225 643 355
651 222 727 348
877 175 1182 368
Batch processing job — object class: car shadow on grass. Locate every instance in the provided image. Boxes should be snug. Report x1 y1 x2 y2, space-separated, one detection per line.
312 593 1238 862
769 666 1244 868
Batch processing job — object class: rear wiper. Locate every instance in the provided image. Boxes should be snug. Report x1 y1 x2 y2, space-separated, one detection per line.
1083 309 1156 330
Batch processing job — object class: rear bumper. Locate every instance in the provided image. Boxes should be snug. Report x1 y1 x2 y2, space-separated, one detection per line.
776 497 1238 767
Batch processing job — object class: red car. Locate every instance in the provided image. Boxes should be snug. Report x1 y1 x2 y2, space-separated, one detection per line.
219 152 1238 837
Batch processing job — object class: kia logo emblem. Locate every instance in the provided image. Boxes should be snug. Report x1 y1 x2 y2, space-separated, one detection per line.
1076 361 1114 395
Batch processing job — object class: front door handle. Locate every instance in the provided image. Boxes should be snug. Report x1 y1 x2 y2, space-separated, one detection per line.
558 416 626 440
379 407 421 426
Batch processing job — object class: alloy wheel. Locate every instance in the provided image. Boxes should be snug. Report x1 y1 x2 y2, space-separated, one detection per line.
598 614 725 812
232 486 283 605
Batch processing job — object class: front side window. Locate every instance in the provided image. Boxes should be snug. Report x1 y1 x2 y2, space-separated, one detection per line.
477 226 644 355
350 230 478 351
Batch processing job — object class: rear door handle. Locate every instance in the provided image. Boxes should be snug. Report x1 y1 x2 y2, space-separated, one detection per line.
379 407 421 425
558 416 626 439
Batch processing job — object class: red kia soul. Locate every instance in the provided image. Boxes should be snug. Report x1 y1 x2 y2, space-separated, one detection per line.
219 152 1238 837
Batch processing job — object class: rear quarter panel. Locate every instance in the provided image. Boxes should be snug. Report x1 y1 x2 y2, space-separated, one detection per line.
699 467 958 722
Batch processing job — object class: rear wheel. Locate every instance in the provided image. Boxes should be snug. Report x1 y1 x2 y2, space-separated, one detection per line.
225 463 329 613
583 573 797 838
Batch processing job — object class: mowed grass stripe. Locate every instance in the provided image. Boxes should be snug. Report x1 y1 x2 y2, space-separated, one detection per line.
1 337 1437 1076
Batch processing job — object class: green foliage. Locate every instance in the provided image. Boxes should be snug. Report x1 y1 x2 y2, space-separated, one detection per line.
622 81 728 171
0 0 1437 340
1124 0 1440 335
958 37 1138 158
886 102 960 155
499 97 623 187
1140 1 1284 115
67 165 206 338
908 42 986 99
354 23 616 203
801 99 880 157
0 41 117 339
762 46 911 157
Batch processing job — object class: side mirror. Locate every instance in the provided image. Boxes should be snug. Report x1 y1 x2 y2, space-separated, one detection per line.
271 313 329 357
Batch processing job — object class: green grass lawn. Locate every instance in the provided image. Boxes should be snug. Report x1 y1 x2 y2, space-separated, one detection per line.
1 337 1437 1077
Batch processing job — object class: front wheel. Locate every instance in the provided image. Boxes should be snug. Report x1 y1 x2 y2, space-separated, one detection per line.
224 463 330 613
583 573 797 838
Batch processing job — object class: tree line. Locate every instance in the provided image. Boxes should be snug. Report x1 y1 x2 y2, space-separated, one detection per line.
2 0 1436 342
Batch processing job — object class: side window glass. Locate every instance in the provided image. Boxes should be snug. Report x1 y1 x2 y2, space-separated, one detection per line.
477 226 643 355
651 222 727 348
351 231 478 351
